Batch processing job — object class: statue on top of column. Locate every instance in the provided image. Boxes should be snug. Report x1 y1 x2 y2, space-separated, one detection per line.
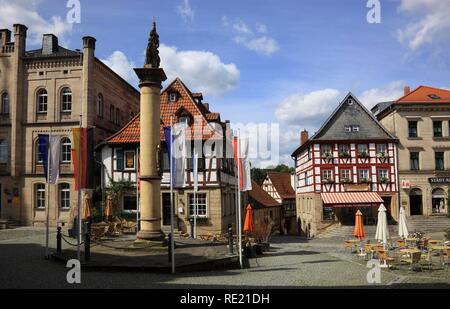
145 21 160 69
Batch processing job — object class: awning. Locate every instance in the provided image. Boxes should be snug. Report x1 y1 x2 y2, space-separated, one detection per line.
321 192 384 208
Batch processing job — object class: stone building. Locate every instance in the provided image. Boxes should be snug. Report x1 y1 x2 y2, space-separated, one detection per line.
99 78 238 235
292 93 399 237
0 24 139 226
248 180 282 234
372 86 450 217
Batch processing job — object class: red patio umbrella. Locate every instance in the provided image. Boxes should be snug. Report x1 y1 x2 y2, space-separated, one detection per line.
244 204 254 234
104 196 113 218
353 210 365 240
83 194 92 220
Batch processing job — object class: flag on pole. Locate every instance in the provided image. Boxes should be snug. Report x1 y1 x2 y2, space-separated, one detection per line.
232 136 252 192
164 125 186 188
193 151 199 193
38 134 60 184
71 128 94 190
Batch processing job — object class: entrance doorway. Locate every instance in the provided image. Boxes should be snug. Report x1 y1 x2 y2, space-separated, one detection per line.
409 188 423 215
432 188 446 214
162 193 172 226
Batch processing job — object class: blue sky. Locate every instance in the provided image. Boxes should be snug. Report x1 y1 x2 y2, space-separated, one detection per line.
2 0 450 166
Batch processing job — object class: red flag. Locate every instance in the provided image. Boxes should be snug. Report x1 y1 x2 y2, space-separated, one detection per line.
72 128 94 191
233 137 244 190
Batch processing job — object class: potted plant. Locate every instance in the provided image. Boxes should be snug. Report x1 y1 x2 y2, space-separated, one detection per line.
377 151 386 159
342 177 353 184
323 177 334 184
379 177 390 184
253 219 275 252
360 177 371 184
340 151 351 158
322 152 333 160
358 151 369 158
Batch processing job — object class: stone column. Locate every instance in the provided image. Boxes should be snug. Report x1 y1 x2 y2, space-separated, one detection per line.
134 22 167 241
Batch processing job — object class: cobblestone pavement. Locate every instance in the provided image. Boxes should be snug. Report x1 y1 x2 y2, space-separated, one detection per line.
0 228 449 289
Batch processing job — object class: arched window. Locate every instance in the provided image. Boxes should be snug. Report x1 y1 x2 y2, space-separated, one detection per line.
61 87 72 112
59 183 70 209
35 183 46 209
61 137 71 163
0 139 8 163
35 139 44 164
37 89 48 113
1 92 9 114
97 94 104 118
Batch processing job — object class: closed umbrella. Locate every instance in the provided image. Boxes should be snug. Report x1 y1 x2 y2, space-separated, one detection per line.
398 206 409 239
353 210 365 240
105 196 113 218
83 194 92 220
375 204 390 245
243 204 254 234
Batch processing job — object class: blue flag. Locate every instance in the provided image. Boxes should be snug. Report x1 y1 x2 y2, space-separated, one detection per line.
38 134 49 181
163 126 174 186
164 126 186 188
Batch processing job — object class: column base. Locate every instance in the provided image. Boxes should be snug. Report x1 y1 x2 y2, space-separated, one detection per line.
136 229 165 242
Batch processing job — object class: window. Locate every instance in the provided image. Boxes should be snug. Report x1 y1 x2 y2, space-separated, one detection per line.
435 152 445 171
123 195 137 212
124 151 135 170
377 144 387 155
36 139 44 164
1 92 9 114
97 94 104 118
169 93 177 102
359 169 369 182
344 125 352 133
408 121 418 138
61 87 72 112
178 116 189 125
340 169 351 182
115 108 121 125
37 89 48 113
109 104 115 122
116 149 124 171
322 144 332 155
61 138 71 163
322 169 333 181
410 152 419 171
307 147 311 160
0 139 7 163
378 169 389 183
358 144 368 156
352 126 360 132
339 144 350 157
59 183 70 209
188 193 207 217
304 172 308 185
162 146 170 171
35 184 46 209
433 121 443 138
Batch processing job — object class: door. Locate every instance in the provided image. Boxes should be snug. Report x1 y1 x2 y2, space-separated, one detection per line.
409 189 423 215
162 193 172 226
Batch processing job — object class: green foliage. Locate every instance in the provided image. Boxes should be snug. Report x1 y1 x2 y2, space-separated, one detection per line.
251 164 295 184
105 180 134 214
445 228 450 240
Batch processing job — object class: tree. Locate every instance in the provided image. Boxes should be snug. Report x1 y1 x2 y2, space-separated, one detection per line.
251 164 295 184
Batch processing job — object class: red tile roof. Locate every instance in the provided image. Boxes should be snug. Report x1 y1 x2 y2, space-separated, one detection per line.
249 180 282 208
106 78 224 144
396 86 450 104
266 172 296 200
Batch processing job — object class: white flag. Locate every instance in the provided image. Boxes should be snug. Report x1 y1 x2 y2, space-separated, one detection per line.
193 151 199 192
173 124 187 188
240 138 252 192
48 135 60 184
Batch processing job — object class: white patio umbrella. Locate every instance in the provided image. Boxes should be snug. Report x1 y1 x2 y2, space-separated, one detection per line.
398 206 409 239
375 204 390 246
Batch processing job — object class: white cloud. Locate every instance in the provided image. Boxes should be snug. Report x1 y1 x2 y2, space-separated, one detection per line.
100 51 138 87
275 89 341 126
0 0 73 47
222 16 279 56
359 81 405 108
160 43 240 98
177 0 194 24
396 0 450 51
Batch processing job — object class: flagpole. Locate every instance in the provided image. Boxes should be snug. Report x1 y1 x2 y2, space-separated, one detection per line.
237 129 243 268
77 115 82 262
45 126 52 259
170 118 175 274
193 152 197 239
136 147 140 234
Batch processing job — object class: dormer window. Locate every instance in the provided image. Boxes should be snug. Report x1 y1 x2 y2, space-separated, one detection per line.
169 93 177 102
352 125 360 132
345 125 359 133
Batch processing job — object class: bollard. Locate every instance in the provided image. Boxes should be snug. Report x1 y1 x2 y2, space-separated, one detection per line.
84 221 91 262
56 226 62 254
227 224 234 255
168 233 172 263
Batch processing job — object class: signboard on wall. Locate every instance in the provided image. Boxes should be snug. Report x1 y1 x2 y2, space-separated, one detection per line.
401 180 411 189
344 184 370 192
429 177 450 184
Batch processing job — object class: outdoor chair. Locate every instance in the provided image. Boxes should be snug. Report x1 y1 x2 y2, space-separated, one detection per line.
376 249 396 268
396 239 406 248
401 251 422 271
344 240 357 253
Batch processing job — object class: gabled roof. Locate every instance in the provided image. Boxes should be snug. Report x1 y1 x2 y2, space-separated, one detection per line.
292 93 397 157
396 86 450 104
106 78 224 144
25 46 81 59
248 180 282 209
265 172 295 200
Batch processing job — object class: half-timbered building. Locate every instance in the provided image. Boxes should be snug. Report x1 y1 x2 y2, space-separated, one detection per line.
99 78 237 235
291 93 399 237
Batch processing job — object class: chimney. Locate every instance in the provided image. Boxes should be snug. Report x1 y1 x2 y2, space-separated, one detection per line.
42 34 59 55
203 103 209 111
300 129 309 145
404 86 411 96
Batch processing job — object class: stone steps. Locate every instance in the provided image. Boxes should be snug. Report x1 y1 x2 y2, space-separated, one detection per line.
317 225 396 239
408 215 450 232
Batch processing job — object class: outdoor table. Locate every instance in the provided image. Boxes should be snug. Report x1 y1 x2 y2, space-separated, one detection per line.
428 240 442 245
400 248 421 254
429 245 449 265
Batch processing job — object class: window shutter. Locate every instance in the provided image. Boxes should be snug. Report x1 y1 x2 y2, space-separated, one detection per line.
116 149 124 171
